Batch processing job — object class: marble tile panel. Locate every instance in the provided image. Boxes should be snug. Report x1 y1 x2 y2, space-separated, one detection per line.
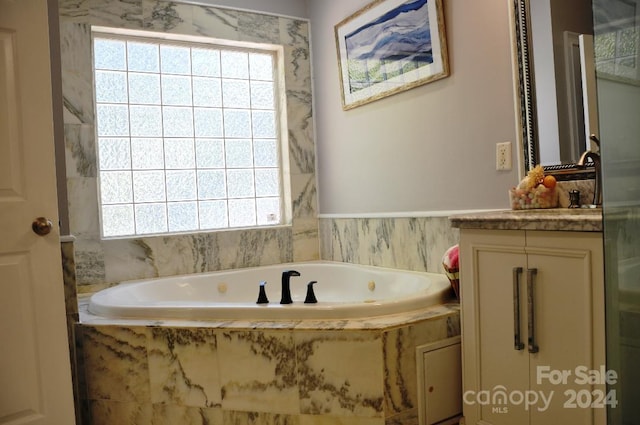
279 19 309 50
59 22 93 125
293 218 320 262
382 316 455 416
287 91 315 175
74 239 106 286
59 0 90 21
319 217 460 274
296 331 384 417
284 46 312 91
152 404 223 424
89 0 144 29
223 410 299 425
102 239 159 284
89 400 152 425
384 409 418 425
299 415 384 425
135 233 215 278
80 325 151 402
291 174 317 220
148 327 221 407
67 177 100 238
213 227 294 271
142 0 193 34
191 5 240 40
237 11 280 44
61 241 79 316
218 330 299 414
65 124 96 178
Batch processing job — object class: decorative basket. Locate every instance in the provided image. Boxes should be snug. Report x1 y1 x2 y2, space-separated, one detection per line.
509 185 558 210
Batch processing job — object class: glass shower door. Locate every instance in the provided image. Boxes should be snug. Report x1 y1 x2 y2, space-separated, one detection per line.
593 1 640 423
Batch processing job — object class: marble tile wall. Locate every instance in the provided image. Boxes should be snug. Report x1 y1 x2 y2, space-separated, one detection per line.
59 0 318 291
76 309 460 425
319 217 460 274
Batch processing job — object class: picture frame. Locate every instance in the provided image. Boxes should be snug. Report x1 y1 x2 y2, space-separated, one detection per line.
334 0 449 110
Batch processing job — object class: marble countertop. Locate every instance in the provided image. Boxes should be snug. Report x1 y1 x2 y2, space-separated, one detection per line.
449 208 602 232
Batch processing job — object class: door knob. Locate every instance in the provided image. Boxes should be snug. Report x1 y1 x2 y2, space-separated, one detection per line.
32 217 53 236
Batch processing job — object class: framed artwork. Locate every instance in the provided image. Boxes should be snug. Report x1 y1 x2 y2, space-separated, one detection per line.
335 0 449 110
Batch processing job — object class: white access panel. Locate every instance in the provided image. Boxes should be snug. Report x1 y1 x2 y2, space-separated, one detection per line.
417 336 462 425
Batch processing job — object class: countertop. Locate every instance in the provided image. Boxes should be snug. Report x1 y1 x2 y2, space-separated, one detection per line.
449 208 602 232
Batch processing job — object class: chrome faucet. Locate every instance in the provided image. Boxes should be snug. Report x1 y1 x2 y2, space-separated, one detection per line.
280 270 300 304
577 135 602 206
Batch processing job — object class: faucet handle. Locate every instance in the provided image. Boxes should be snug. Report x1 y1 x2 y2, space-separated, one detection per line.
589 134 600 150
256 281 269 304
304 281 318 304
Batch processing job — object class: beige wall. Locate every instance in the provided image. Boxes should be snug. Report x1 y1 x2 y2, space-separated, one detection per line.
309 0 520 214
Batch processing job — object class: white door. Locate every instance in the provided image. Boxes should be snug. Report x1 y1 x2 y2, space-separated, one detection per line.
0 0 76 424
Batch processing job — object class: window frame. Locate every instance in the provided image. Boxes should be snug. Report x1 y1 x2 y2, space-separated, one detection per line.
91 27 292 239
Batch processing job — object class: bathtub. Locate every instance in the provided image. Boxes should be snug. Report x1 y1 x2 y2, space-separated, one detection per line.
88 261 453 320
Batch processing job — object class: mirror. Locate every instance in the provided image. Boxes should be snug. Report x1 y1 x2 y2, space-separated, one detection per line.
512 0 597 178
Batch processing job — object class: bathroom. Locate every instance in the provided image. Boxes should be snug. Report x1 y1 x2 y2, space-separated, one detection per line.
1 0 638 424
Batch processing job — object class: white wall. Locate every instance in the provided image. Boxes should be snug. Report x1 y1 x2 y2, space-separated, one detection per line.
309 0 520 214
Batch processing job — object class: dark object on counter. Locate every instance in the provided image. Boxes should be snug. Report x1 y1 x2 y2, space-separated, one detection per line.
569 190 581 209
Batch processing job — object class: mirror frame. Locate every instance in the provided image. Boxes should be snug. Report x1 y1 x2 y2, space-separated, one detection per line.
512 0 595 180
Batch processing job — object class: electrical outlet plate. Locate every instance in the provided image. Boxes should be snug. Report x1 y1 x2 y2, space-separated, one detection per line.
496 141 512 171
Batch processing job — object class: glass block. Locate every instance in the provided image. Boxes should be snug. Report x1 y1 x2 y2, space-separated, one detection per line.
222 79 250 108
255 168 279 197
135 203 167 235
192 48 220 77
98 138 131 170
130 105 162 137
225 139 253 168
220 50 249 79
223 109 251 138
164 138 195 169
131 138 164 169
194 108 223 137
254 139 278 167
167 202 199 232
199 200 228 229
256 197 280 225
226 169 255 198
166 170 197 201
163 107 194 137
96 104 129 137
249 53 274 81
102 204 135 237
132 170 166 202
197 170 226 199
127 41 160 73
193 77 222 107
162 75 193 106
95 71 128 103
228 198 256 227
250 81 274 109
161 45 191 75
196 139 225 168
94 38 126 71
128 73 161 105
252 110 276 138
100 171 133 204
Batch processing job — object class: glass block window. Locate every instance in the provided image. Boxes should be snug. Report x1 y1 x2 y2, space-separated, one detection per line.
92 32 284 238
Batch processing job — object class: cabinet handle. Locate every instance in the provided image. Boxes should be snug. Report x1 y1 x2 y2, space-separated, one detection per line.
527 268 539 353
513 267 525 351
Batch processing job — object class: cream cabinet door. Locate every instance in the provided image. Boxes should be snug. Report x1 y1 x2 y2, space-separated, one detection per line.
0 0 76 424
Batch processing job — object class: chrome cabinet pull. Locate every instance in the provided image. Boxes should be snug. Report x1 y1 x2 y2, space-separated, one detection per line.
513 267 524 351
527 268 539 353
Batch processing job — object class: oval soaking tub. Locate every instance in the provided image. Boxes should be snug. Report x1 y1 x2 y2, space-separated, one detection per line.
88 261 453 320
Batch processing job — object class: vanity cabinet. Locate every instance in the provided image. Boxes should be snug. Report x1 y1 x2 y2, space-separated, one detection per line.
459 229 605 425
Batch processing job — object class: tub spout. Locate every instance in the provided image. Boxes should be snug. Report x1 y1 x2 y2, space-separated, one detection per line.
304 281 318 304
280 270 300 304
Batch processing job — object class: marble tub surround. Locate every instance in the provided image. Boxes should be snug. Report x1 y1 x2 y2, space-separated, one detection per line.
319 216 460 274
449 207 602 231
76 305 460 425
59 1 318 289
